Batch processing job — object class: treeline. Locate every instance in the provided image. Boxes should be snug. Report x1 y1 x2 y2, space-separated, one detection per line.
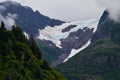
0 21 42 60
0 22 66 80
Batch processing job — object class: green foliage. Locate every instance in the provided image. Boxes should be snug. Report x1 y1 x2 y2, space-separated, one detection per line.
12 25 26 42
110 23 120 44
0 22 66 80
0 21 6 30
37 40 62 63
58 49 120 80
56 20 120 80
30 36 42 59
57 39 120 80
41 60 50 70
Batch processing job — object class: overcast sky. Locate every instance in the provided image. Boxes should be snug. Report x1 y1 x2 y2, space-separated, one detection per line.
0 0 105 21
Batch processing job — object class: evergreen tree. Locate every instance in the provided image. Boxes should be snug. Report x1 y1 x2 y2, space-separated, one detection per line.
30 35 42 59
0 23 66 80
41 60 50 70
12 26 26 42
0 21 6 30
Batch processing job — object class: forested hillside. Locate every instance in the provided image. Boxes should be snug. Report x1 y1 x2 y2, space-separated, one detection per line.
0 21 66 80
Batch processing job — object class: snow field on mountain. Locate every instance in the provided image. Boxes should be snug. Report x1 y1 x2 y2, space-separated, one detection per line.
38 19 99 48
63 40 91 62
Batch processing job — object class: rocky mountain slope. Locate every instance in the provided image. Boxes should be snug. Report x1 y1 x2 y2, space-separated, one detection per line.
37 19 99 66
0 1 64 36
0 1 100 66
57 10 120 80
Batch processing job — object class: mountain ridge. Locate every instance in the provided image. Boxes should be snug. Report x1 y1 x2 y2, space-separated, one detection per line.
37 19 99 66
0 1 100 66
0 1 64 36
57 10 120 80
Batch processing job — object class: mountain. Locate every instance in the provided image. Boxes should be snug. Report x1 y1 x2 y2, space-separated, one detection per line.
0 22 66 80
0 1 100 66
57 11 120 80
0 1 64 36
37 19 99 66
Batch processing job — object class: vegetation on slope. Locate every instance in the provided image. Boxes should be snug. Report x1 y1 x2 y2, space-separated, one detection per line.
57 11 120 80
0 21 66 80
37 40 62 64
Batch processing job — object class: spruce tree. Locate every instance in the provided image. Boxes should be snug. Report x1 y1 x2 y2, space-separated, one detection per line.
0 21 6 30
30 35 42 59
41 60 50 70
12 26 26 42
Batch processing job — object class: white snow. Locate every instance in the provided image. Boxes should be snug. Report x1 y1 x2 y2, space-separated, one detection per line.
37 19 99 48
49 44 52 46
63 40 91 62
23 32 29 39
74 37 79 39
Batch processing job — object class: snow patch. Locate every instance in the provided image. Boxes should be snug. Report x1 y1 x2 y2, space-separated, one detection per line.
38 19 99 48
23 32 29 39
63 40 91 62
74 37 79 39
49 44 52 46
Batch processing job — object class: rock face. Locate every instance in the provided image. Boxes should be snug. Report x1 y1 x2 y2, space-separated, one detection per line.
92 10 110 42
53 28 93 66
37 27 94 66
62 25 77 32
38 19 99 66
57 10 120 80
0 1 64 36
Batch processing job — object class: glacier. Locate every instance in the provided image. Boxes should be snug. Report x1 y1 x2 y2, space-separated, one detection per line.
37 19 99 48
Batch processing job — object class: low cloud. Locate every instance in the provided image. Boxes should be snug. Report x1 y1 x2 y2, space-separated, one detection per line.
98 0 120 22
0 13 18 29
0 5 17 29
0 5 6 12
8 0 104 21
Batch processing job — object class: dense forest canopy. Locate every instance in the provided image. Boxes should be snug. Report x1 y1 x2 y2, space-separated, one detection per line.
0 21 66 80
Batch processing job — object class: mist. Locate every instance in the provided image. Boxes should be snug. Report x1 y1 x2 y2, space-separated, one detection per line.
98 0 120 22
0 5 17 29
0 14 17 29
